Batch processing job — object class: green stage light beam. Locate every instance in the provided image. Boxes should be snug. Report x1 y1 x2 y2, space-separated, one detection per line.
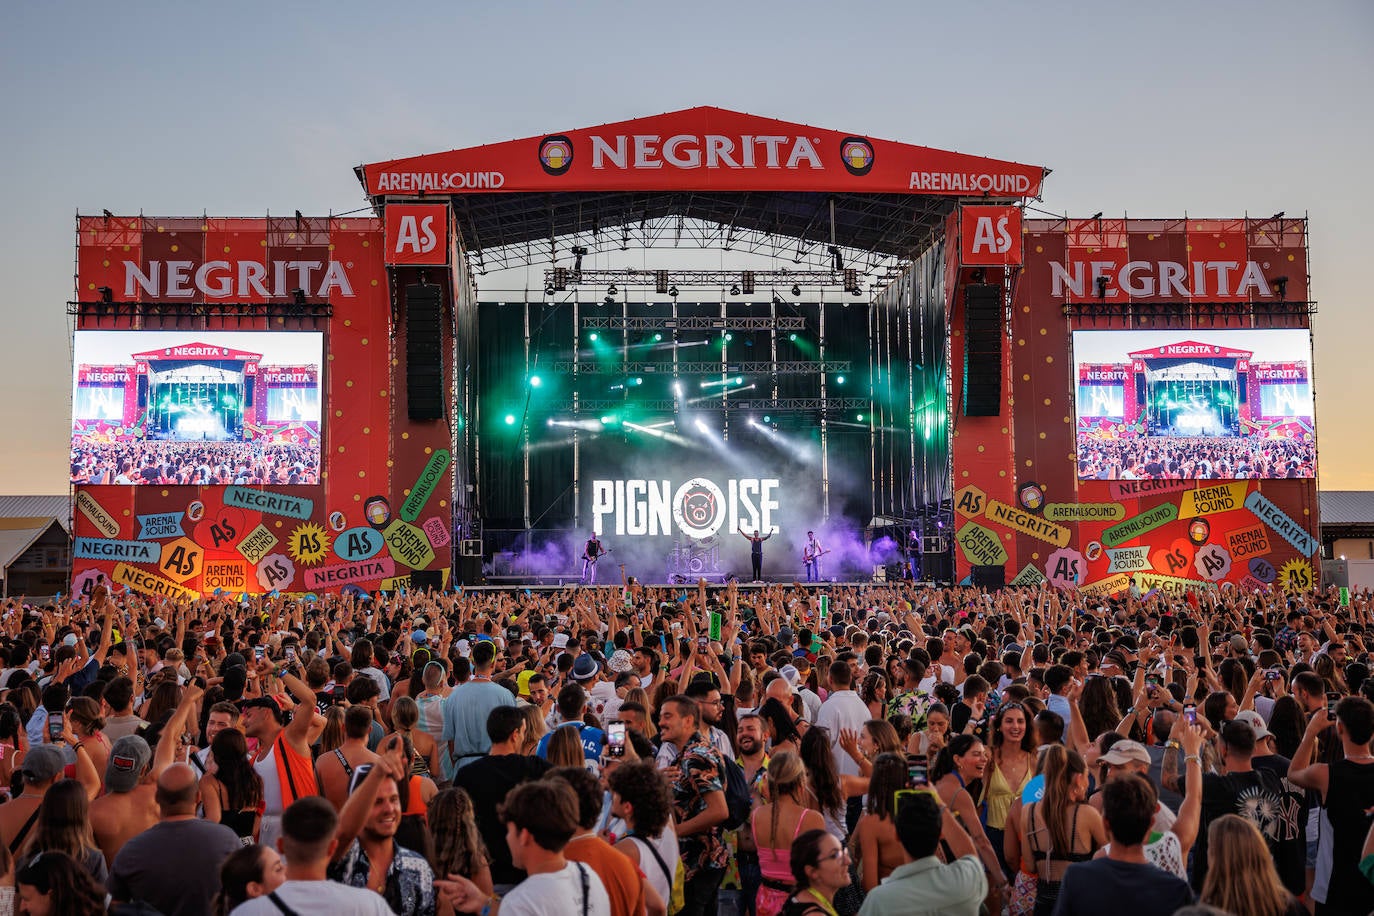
529 375 542 388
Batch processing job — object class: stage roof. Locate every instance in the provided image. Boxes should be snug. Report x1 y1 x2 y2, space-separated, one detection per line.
358 107 1049 271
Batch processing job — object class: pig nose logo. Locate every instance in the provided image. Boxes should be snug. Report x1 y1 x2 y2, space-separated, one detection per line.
672 478 725 540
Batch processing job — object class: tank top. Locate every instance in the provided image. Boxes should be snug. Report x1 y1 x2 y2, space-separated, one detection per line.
1324 758 1374 913
627 828 680 906
984 755 1033 830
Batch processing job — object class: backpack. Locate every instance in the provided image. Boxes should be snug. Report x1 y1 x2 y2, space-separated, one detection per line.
633 833 686 916
720 754 752 831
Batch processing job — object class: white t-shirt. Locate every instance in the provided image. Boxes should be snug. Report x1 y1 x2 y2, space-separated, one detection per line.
500 862 612 916
816 689 870 777
230 879 392 915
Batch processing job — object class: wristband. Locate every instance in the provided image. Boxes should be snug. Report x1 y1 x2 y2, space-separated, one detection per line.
1184 754 1201 765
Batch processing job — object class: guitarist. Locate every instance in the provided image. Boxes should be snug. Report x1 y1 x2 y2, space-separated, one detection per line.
582 532 607 584
803 530 826 582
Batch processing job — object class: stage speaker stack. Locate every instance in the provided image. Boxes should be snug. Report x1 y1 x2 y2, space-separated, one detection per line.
962 283 1002 417
405 283 444 420
971 564 1006 589
409 569 444 592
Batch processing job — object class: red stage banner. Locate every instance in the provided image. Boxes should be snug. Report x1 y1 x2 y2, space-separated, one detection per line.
384 203 449 265
959 205 1023 266
361 107 1047 198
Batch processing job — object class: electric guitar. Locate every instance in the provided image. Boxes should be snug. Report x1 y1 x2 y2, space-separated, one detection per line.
802 545 832 564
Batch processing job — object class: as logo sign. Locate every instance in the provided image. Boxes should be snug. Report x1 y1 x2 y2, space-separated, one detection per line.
384 204 448 265
960 205 1023 266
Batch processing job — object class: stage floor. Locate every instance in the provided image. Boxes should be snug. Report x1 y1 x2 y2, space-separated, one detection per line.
467 577 942 591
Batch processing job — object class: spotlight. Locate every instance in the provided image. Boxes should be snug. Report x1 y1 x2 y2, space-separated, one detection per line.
504 414 516 425
589 332 598 342
97 286 114 304
668 285 679 298
604 296 615 306
856 413 865 422
653 333 663 342
544 283 556 296
730 284 741 296
292 287 308 306
789 333 798 341
529 375 542 388
1271 211 1285 221
724 333 733 342
791 284 801 297
1271 275 1289 301
1090 211 1103 221
763 415 771 423
695 420 709 433
836 375 846 385
607 284 618 296
102 209 114 220
632 377 643 386
734 376 743 384
673 381 684 397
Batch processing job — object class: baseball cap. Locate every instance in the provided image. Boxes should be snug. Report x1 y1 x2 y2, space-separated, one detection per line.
517 670 537 697
20 745 65 783
412 629 428 645
1098 740 1152 768
239 695 290 725
62 633 79 648
106 735 152 793
779 664 802 688
1234 710 1274 742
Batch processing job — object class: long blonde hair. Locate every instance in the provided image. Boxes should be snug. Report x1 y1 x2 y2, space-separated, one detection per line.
762 751 808 849
622 687 655 738
1200 815 1293 916
518 705 547 755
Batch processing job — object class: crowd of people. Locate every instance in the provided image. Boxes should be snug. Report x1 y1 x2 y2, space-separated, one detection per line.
0 576 1370 915
69 439 321 486
1076 435 1317 480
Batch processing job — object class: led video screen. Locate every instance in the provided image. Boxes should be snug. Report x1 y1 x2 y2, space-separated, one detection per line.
1073 329 1314 480
71 331 323 485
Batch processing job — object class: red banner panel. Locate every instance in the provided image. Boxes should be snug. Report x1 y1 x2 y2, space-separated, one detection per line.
361 106 1047 198
955 217 1318 591
959 205 1023 266
384 204 449 265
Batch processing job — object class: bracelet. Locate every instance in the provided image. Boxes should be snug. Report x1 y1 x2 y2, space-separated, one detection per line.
1184 754 1201 765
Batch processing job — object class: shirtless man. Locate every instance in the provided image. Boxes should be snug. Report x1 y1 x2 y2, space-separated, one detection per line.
89 734 159 866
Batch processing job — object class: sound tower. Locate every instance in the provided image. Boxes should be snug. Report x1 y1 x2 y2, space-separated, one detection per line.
405 283 444 420
962 283 1003 416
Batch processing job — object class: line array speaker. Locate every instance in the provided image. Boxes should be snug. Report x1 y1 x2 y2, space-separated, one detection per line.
962 283 1002 416
406 283 444 420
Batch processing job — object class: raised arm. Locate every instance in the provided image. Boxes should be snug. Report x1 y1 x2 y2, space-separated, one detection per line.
154 683 205 776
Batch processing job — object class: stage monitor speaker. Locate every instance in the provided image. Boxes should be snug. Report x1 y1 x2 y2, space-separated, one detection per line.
971 564 1006 589
962 284 1002 417
409 569 444 593
921 551 952 584
454 555 484 586
405 283 445 420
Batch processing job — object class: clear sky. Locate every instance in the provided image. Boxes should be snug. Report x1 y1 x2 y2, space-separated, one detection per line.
2 1 1371 493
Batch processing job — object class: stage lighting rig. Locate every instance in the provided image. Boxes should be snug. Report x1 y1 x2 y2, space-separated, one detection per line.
1095 276 1109 299
730 284 741 296
668 285 679 298
607 284 617 296
791 284 801 297
1271 275 1289 301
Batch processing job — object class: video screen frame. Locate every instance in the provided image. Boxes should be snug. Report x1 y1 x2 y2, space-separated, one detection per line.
1072 329 1316 481
70 331 324 486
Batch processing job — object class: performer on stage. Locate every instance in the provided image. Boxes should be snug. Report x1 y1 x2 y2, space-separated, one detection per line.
738 525 772 582
907 530 922 581
803 530 825 582
582 532 606 584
